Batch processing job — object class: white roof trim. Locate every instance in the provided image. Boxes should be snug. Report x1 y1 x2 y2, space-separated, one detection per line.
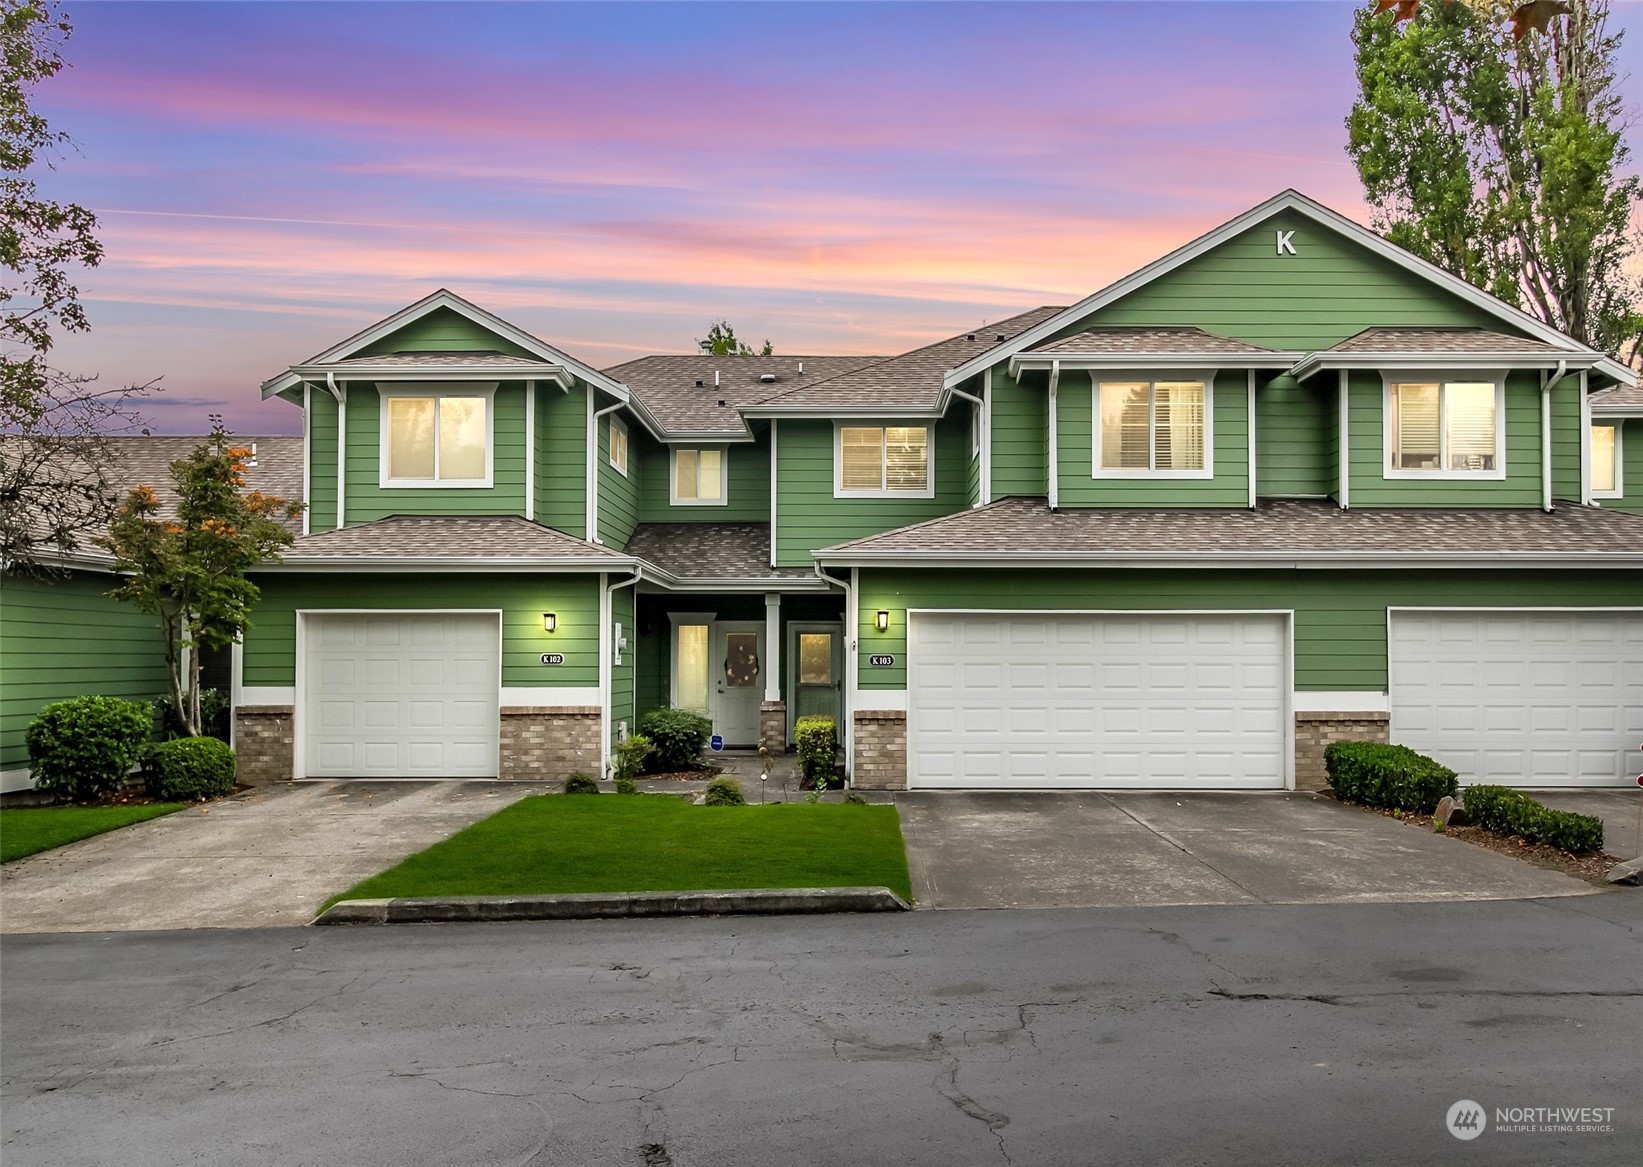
254 555 635 572
1288 351 1603 381
740 404 942 419
1011 352 1304 375
943 189 1636 391
259 289 634 401
812 549 1643 569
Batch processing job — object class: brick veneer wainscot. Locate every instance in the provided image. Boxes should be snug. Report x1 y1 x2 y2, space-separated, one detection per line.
1294 711 1391 792
852 709 907 789
499 706 602 780
234 705 295 785
759 700 787 753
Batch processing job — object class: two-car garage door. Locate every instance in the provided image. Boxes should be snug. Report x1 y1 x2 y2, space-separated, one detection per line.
302 613 500 778
907 612 1288 789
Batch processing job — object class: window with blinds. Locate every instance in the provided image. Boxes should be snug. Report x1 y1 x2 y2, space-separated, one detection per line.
1591 423 1620 497
837 425 931 495
1390 381 1498 474
672 447 725 504
1097 380 1206 473
383 392 490 485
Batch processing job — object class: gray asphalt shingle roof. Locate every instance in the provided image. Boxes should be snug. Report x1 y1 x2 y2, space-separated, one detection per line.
1590 383 1643 413
280 515 627 562
107 435 304 527
1327 327 1570 355
623 522 814 580
604 355 883 437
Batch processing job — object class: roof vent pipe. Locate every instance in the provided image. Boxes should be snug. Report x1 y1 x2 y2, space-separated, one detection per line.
714 370 720 388
798 361 804 374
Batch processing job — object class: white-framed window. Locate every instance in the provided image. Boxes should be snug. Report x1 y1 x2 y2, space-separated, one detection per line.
671 447 727 505
609 416 629 477
1383 374 1505 479
1591 422 1622 498
834 424 934 497
1093 377 1212 478
379 383 496 488
669 612 714 713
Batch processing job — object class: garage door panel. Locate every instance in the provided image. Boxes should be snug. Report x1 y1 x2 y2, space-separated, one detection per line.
908 612 1286 789
1390 611 1641 787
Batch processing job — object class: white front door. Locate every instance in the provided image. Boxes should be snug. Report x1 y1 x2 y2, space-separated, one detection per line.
712 622 764 746
302 612 500 778
1389 610 1643 786
907 611 1288 789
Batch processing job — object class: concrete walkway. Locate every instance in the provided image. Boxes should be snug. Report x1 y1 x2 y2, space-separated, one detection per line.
897 790 1601 910
0 781 549 934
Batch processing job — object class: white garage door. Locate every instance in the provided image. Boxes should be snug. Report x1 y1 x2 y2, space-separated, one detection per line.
907 612 1288 789
303 613 500 778
1390 610 1643 787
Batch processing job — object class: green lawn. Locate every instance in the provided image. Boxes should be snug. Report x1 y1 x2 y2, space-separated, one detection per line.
0 803 186 863
327 795 913 908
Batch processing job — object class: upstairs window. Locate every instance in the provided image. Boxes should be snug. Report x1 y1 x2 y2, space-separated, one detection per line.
1591 423 1621 498
609 416 629 476
1387 380 1501 477
836 425 932 496
382 388 491 487
672 447 726 505
1096 380 1208 476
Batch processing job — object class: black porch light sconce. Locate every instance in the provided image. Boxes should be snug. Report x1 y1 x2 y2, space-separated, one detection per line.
876 610 890 633
543 612 558 633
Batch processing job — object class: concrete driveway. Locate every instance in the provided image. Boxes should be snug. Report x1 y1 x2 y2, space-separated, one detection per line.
0 781 548 934
896 791 1600 909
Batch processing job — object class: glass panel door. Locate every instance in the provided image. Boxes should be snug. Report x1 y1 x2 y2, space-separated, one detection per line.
792 626 842 728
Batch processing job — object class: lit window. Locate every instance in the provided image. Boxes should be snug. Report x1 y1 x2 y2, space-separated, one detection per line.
609 417 629 476
675 624 709 712
1592 423 1621 498
672 448 725 505
837 425 931 495
1389 381 1498 473
384 393 489 485
1097 380 1206 473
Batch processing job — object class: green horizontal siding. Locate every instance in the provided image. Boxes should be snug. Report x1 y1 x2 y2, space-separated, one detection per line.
1549 377 1581 501
635 427 770 523
0 571 171 770
855 568 1643 694
1347 370 1541 507
307 389 338 533
610 585 636 741
357 306 536 357
537 383 588 539
241 573 605 689
775 412 969 567
597 415 638 548
1057 370 1247 506
989 368 1047 498
1256 375 1333 497
1604 417 1643 514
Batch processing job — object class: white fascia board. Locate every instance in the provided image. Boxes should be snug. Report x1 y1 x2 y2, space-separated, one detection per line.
1289 351 1601 381
812 550 1643 569
740 405 942 419
943 189 1638 391
652 430 756 445
635 564 829 593
1590 403 1643 418
1011 353 1303 376
289 363 573 384
252 556 635 572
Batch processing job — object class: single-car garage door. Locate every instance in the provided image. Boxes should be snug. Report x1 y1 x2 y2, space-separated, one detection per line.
302 613 500 778
1389 610 1643 787
907 612 1288 789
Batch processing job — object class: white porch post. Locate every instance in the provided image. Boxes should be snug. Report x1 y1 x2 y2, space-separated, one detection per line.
764 593 781 702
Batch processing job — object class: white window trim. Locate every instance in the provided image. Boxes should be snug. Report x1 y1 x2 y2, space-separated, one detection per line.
608 415 629 477
1380 371 1507 482
669 446 729 507
377 381 498 489
832 422 937 499
1090 370 1216 480
1591 421 1623 499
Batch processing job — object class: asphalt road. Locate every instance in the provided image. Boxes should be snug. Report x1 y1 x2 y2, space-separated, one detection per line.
3 897 1639 1166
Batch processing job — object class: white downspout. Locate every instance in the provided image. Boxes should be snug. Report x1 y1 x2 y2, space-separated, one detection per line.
950 384 983 509
301 382 311 535
1247 369 1257 510
813 563 854 782
1541 360 1564 513
1579 369 1592 504
769 419 779 567
1047 360 1060 510
1336 369 1349 510
587 396 625 544
524 380 536 521
327 372 346 528
982 368 993 504
601 569 641 779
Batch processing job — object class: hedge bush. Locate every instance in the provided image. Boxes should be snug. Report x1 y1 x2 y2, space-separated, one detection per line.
563 773 600 795
146 736 237 801
612 734 653 783
637 708 712 772
26 695 154 801
795 716 838 787
614 776 638 795
1463 785 1604 854
702 776 746 806
1323 741 1458 813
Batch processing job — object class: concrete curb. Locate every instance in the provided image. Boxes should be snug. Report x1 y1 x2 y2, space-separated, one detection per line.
312 886 911 925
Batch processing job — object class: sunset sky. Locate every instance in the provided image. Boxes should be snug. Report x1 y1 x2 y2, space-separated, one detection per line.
35 1 1641 434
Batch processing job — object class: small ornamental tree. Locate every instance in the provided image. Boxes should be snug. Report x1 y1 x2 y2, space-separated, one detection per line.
104 422 301 736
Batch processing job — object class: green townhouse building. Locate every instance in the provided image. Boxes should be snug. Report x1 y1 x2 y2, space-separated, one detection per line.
4 189 1641 796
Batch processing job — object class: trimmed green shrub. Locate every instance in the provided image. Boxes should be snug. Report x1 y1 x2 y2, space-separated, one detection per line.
1463 785 1604 853
844 790 869 806
637 708 712 772
612 734 653 783
563 773 600 795
614 776 638 795
795 716 838 788
1323 741 1458 813
702 776 746 806
146 736 237 801
26 695 154 801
